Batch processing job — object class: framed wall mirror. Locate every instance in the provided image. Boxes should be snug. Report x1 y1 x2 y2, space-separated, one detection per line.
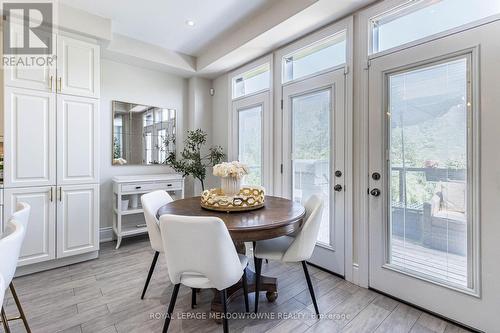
112 101 176 165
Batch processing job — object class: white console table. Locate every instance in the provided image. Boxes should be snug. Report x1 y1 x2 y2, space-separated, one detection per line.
112 174 184 249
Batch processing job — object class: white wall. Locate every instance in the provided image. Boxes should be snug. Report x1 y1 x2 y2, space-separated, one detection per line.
100 59 188 228
211 74 229 152
186 77 219 195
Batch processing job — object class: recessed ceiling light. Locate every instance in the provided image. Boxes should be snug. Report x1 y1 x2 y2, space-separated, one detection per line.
185 20 195 27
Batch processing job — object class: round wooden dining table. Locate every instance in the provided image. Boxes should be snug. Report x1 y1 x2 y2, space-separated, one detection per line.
157 195 306 315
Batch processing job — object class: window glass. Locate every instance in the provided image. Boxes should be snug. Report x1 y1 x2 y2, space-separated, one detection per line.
145 133 152 164
158 129 167 163
282 31 346 83
238 106 262 186
371 0 500 53
232 63 270 99
292 89 331 245
388 57 470 288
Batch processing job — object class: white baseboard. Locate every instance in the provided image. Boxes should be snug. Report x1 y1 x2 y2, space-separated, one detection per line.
16 251 99 277
100 227 114 242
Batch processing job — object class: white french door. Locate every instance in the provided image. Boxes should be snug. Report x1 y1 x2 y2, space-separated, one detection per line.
368 20 500 332
283 69 345 275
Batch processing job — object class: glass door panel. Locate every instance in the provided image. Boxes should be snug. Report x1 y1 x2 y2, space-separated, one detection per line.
387 57 470 288
291 90 331 245
238 106 263 186
282 69 345 274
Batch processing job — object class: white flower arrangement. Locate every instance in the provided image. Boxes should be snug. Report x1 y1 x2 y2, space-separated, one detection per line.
213 161 249 180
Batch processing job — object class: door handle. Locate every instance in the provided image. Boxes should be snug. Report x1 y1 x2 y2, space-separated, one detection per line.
334 184 343 192
58 77 62 92
370 188 381 197
49 75 53 91
49 188 53 202
58 187 62 201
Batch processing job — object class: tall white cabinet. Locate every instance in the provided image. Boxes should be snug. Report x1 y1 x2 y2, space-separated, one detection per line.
3 34 101 273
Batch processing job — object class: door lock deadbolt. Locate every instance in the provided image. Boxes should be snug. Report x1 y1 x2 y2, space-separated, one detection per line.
372 172 381 180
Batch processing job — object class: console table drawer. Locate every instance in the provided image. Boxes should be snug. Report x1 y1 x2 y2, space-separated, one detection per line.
121 181 181 193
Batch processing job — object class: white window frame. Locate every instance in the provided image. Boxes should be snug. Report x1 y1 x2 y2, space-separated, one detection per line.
274 16 354 281
368 0 500 58
228 55 273 192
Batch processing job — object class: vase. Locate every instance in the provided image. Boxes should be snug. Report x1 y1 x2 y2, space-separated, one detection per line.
221 177 241 196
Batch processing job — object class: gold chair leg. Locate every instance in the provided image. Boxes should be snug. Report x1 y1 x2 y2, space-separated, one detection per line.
1 307 11 333
9 283 31 333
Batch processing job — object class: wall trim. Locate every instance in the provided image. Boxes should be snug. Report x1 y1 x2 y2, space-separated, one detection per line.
16 251 99 277
100 227 114 243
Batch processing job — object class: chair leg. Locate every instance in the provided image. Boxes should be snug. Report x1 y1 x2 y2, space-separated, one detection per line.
242 268 249 312
191 288 197 309
254 257 263 313
301 261 319 316
162 284 180 333
141 251 159 299
1 307 11 333
252 241 257 268
9 282 31 333
220 289 229 333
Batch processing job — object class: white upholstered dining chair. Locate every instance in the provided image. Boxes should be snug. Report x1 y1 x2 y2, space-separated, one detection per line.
254 194 324 315
159 214 249 333
140 190 173 299
0 218 31 333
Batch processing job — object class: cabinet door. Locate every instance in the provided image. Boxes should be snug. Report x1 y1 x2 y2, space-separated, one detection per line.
4 60 56 92
57 35 100 98
57 95 99 185
57 184 99 257
3 25 56 92
4 87 56 188
4 187 56 266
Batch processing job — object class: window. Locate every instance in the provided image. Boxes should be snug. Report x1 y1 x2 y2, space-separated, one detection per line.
144 132 152 164
387 57 471 288
238 106 263 186
230 57 272 190
282 31 346 83
142 108 176 164
232 63 270 99
371 0 500 54
291 89 331 245
158 129 167 162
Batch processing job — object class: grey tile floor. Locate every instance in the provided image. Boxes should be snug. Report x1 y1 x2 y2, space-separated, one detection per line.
2 236 473 333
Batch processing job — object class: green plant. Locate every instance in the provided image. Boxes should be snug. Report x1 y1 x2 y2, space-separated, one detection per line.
113 136 121 159
165 129 225 190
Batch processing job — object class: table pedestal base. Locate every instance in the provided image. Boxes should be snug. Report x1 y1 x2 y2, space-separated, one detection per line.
211 268 278 315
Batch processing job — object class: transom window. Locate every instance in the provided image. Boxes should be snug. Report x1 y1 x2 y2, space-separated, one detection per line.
371 0 500 54
282 31 346 83
232 63 270 99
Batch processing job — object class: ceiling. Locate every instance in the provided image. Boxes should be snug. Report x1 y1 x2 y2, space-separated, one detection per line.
59 0 274 56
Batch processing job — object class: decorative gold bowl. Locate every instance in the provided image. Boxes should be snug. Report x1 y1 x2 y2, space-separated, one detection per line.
200 187 265 212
